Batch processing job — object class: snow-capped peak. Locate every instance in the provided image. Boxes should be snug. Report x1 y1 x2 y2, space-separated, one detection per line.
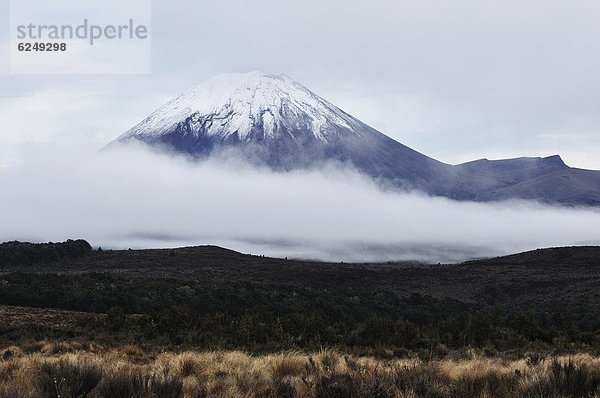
119 71 362 143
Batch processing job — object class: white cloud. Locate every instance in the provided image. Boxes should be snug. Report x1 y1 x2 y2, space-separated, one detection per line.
1 144 599 263
0 86 170 146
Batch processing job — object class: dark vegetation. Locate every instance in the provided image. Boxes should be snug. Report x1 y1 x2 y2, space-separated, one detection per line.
0 241 599 356
0 239 91 267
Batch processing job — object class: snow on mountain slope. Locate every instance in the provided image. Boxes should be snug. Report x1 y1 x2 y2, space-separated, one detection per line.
111 71 450 189
117 71 364 143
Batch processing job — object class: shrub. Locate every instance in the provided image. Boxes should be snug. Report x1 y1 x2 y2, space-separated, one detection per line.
35 356 102 398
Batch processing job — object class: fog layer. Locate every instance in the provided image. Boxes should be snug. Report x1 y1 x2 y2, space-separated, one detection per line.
1 144 599 263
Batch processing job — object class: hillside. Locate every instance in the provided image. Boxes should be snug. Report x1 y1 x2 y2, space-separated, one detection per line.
0 241 599 355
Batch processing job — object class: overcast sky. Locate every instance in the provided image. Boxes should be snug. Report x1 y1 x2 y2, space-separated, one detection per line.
1 0 600 169
2 0 600 259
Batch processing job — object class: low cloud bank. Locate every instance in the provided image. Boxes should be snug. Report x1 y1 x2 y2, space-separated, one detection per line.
1 144 599 263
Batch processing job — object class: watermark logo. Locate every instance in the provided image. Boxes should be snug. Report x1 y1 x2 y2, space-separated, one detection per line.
9 0 151 74
15 19 149 46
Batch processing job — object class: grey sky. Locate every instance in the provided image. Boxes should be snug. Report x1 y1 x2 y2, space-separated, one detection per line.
1 0 600 168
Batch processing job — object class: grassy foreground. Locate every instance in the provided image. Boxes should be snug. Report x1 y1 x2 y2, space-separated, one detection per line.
2 241 600 396
0 344 600 397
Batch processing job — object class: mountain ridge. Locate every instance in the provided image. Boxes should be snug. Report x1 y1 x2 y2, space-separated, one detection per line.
109 71 600 206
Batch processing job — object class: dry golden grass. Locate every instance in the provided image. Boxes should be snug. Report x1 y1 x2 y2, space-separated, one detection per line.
0 343 599 397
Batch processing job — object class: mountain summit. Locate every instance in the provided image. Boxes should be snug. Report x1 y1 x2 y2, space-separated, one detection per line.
113 71 439 175
110 72 600 206
118 71 364 144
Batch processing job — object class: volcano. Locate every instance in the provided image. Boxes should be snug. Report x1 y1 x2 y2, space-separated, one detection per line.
109 71 600 206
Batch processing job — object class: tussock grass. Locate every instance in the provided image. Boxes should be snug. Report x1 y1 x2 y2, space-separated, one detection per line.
0 345 599 397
